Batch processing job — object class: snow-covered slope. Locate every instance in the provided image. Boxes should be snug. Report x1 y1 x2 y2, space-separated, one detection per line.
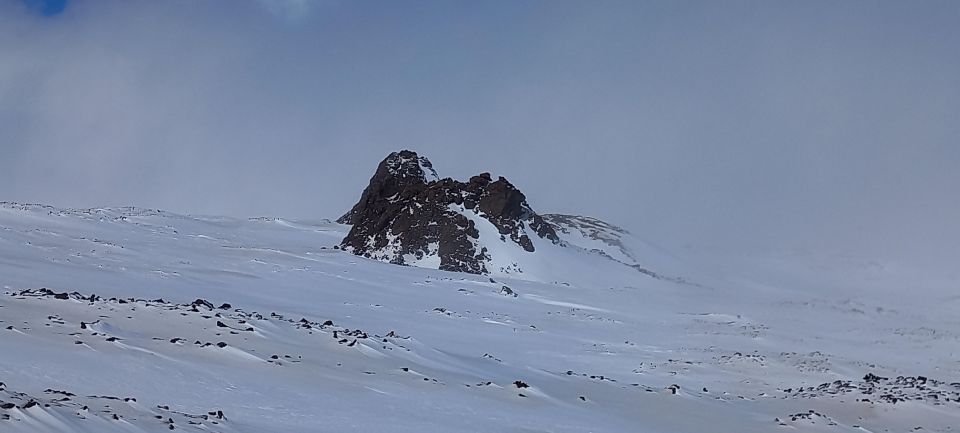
442 204 649 286
543 213 696 282
1 202 958 432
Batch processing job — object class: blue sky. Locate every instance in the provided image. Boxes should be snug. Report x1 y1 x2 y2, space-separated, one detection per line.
22 0 67 16
1 0 959 266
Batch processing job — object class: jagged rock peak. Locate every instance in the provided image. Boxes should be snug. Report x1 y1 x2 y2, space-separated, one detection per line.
338 150 559 274
383 149 440 183
336 150 438 225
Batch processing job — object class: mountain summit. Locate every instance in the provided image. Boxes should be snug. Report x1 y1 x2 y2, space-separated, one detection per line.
338 150 559 274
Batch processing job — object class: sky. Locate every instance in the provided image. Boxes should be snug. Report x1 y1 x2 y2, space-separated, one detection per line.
2 0 959 268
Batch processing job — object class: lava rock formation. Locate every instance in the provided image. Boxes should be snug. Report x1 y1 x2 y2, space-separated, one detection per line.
338 150 558 274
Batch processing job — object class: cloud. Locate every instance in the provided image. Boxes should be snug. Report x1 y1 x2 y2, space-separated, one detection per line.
0 1 958 273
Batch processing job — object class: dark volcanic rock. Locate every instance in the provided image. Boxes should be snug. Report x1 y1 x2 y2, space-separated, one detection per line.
191 299 214 310
338 150 559 274
337 150 439 226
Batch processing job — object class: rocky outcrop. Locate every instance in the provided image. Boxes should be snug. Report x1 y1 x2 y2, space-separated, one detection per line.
336 150 438 226
338 150 558 274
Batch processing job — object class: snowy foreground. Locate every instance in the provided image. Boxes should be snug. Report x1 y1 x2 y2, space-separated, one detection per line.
0 203 958 432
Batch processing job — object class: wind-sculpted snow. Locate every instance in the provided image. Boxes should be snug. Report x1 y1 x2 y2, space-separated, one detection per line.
1 201 959 432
